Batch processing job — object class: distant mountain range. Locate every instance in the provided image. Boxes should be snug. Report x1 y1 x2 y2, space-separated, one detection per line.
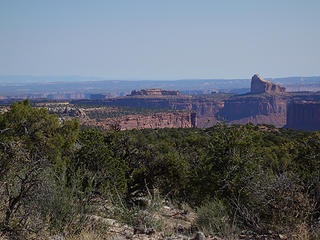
0 75 320 99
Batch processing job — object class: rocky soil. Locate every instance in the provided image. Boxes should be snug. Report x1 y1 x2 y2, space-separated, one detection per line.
42 200 292 240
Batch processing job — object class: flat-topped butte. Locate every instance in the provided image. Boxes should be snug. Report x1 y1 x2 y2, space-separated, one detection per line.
130 88 182 96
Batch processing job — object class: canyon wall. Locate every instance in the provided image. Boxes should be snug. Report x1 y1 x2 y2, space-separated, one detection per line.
70 91 320 130
286 101 320 130
105 75 288 128
106 96 223 128
218 95 288 127
40 103 197 130
69 75 320 130
80 111 197 130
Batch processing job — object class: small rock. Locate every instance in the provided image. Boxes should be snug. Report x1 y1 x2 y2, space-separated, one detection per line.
177 234 189 240
134 227 155 235
49 235 65 240
124 229 133 238
279 234 287 239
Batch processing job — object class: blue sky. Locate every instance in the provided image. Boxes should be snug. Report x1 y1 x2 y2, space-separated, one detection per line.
0 0 319 80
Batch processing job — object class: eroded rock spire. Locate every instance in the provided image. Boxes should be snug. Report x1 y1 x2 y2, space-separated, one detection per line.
251 74 285 94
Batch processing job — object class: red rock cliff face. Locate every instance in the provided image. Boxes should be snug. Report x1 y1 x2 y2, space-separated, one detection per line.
81 112 197 130
286 101 320 130
107 96 223 128
251 74 286 94
218 95 287 127
217 75 287 127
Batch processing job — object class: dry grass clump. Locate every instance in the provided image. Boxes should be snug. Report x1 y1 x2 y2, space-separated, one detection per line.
66 230 104 240
290 222 320 240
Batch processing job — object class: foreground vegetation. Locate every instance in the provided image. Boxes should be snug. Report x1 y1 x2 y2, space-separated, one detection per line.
0 101 319 239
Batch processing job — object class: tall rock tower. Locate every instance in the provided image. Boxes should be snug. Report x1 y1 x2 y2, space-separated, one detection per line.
251 74 286 94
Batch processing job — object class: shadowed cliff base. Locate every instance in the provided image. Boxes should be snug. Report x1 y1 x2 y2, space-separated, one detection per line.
286 101 320 131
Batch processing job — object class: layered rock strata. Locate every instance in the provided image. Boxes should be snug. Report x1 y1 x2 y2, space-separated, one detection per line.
69 77 320 130
81 112 197 130
286 101 320 130
218 95 288 127
106 96 223 128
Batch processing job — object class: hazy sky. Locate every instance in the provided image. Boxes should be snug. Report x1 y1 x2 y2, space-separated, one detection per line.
0 0 319 80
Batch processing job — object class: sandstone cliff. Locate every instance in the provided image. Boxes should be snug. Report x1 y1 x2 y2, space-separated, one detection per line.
286 101 320 130
81 111 197 130
72 91 320 130
69 78 320 130
106 96 223 128
215 75 287 127
218 95 288 127
251 74 286 94
39 102 197 130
